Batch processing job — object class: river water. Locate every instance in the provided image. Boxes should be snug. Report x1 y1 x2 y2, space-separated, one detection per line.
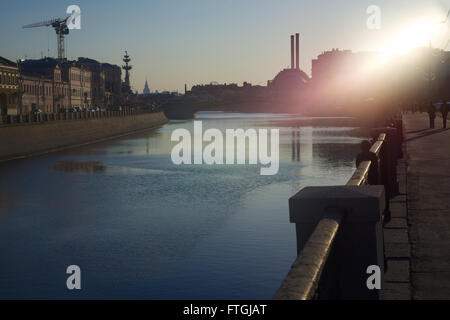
0 112 366 299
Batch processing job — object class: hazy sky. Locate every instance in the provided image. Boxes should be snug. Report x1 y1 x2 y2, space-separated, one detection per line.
1 0 449 92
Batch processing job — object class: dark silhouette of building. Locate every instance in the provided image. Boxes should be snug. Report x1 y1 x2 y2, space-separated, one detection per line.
77 58 106 108
143 77 151 95
310 49 381 109
102 63 122 108
267 33 310 96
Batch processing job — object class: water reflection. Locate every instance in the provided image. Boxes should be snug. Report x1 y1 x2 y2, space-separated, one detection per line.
53 160 106 174
0 111 368 299
52 160 178 176
291 130 300 162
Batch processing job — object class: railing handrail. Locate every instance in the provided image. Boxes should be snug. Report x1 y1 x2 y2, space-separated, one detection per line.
370 133 385 156
274 210 344 300
376 133 386 142
275 131 389 300
346 160 371 186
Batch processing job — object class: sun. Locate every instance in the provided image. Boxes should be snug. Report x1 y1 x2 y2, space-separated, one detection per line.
384 20 440 55
379 9 449 59
363 11 448 70
355 10 449 78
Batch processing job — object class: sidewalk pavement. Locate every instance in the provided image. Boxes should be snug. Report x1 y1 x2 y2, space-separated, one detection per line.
403 113 450 299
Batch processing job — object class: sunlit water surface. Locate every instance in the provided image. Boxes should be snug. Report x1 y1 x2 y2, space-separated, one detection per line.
0 112 366 299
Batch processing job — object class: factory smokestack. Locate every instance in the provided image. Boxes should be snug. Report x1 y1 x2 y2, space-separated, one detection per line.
290 35 295 69
295 33 300 70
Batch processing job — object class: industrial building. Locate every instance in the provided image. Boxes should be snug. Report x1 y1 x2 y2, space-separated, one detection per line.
267 33 310 95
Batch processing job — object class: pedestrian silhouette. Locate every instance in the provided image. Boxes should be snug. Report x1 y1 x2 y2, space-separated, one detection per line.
427 103 436 129
441 101 449 129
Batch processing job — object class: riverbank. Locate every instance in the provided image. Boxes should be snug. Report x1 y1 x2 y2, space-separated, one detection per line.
0 111 168 162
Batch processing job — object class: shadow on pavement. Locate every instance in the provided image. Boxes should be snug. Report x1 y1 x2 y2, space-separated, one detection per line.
406 128 449 142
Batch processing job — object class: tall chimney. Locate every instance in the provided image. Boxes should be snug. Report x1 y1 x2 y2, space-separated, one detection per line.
295 33 300 70
290 35 295 69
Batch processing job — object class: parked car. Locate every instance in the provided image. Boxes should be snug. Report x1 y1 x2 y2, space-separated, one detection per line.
31 109 43 115
91 106 101 112
111 106 122 111
68 107 77 113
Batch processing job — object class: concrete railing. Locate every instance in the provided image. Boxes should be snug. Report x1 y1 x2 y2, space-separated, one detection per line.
274 125 403 300
346 161 371 186
274 209 344 300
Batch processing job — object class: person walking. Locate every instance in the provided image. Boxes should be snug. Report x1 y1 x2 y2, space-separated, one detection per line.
441 101 449 129
428 102 436 129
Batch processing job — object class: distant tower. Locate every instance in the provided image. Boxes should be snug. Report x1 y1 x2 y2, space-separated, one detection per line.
143 77 150 95
122 50 132 91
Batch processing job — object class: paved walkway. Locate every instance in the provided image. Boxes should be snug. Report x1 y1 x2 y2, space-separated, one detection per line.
404 113 450 299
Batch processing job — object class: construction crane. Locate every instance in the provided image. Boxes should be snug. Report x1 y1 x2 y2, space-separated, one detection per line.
22 12 79 60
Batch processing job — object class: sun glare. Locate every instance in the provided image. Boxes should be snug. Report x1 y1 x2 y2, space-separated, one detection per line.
385 20 438 55
381 9 448 58
355 8 450 81
365 10 449 70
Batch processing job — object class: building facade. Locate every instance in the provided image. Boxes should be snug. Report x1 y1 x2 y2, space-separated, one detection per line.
0 57 19 116
52 65 70 111
80 67 92 108
15 57 121 113
19 58 72 113
20 75 54 113
61 64 91 109
77 58 105 108
102 63 122 108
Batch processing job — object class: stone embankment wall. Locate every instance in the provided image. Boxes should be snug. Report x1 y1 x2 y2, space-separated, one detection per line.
0 112 168 161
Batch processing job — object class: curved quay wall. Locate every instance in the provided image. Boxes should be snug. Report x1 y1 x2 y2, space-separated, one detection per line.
0 111 169 162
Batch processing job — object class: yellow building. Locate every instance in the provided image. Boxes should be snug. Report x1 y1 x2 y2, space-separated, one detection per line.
0 56 19 116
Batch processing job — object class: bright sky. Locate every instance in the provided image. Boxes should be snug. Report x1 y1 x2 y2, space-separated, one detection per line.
1 0 449 92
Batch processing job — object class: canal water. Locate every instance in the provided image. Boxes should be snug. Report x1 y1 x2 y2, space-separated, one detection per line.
0 112 366 299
